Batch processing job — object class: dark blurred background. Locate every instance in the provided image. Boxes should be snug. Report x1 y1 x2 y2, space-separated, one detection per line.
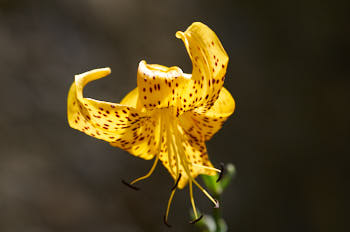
0 0 349 231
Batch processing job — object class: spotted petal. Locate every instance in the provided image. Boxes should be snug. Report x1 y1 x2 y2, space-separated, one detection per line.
176 22 229 113
157 120 216 189
137 60 195 116
168 87 234 188
179 87 235 142
67 68 160 160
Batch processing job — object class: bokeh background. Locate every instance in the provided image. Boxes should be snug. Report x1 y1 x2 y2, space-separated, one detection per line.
0 0 348 231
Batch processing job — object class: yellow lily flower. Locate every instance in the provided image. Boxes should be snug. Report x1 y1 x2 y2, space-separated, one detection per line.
67 22 235 225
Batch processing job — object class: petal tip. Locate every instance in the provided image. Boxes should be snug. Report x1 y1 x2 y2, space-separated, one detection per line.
103 67 112 74
96 67 111 76
75 67 111 78
175 31 184 39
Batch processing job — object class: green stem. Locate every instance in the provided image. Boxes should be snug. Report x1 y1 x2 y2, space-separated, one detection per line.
198 164 235 232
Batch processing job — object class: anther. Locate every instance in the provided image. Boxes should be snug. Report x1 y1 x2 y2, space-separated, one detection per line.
189 215 203 224
121 179 140 191
171 174 182 191
216 162 225 182
163 215 172 227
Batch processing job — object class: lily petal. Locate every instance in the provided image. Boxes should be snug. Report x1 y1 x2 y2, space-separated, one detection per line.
176 22 229 112
180 139 216 188
180 136 216 189
156 112 217 189
157 129 215 189
179 87 235 141
67 68 159 160
120 87 143 109
110 116 162 160
137 60 192 116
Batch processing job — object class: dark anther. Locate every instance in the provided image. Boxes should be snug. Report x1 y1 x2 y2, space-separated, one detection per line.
163 215 172 227
121 179 140 191
214 199 220 208
216 162 225 183
189 215 203 224
171 174 182 191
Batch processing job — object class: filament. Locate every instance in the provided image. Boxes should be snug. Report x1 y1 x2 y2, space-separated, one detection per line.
164 174 181 226
129 113 163 185
169 124 180 178
191 163 222 173
165 111 176 177
189 180 198 219
164 109 181 225
172 119 219 207
192 178 218 207
164 187 176 225
130 155 159 185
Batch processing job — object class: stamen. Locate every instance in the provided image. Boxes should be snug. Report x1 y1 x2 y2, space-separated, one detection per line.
166 113 176 176
192 179 219 207
129 113 163 186
189 215 203 224
130 154 159 185
189 180 198 219
163 110 181 226
172 121 219 208
164 184 177 226
171 174 182 191
121 179 140 191
191 163 222 173
216 162 225 182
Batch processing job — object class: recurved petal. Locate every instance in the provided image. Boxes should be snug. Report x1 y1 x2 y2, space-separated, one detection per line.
67 68 158 160
176 22 229 112
110 115 161 160
203 86 235 118
179 87 235 141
